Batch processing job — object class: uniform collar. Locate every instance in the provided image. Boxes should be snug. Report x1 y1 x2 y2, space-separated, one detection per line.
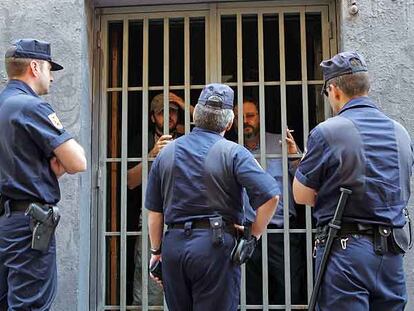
7 79 39 98
338 96 379 115
192 126 223 137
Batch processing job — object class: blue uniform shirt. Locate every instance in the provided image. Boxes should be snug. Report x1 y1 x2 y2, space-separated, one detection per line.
244 133 296 227
0 80 73 204
296 96 413 227
145 127 280 225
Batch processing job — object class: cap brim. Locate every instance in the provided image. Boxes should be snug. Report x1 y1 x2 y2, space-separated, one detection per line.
50 61 63 71
153 103 179 113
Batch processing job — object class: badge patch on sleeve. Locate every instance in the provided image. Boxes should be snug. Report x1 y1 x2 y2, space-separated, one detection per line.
48 113 63 130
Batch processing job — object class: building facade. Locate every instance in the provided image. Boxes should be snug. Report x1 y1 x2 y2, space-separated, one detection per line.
0 0 413 310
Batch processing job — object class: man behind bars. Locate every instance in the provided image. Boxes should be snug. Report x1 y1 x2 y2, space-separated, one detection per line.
0 39 86 309
128 91 189 305
293 51 413 310
145 83 279 310
233 98 306 307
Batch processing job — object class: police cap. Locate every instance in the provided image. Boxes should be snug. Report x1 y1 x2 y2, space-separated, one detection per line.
198 83 234 110
5 38 63 71
320 51 367 93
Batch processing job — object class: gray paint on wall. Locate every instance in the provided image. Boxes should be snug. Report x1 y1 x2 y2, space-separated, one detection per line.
338 0 414 308
77 0 94 310
0 0 91 310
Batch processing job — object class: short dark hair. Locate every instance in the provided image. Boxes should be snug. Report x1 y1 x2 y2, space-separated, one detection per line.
329 72 370 97
233 97 260 112
243 97 259 111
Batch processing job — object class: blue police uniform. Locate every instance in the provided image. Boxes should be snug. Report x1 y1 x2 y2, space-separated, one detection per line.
0 39 69 310
145 84 279 311
295 52 413 311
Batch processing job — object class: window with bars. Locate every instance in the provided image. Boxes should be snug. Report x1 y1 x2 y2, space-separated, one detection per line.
97 2 335 310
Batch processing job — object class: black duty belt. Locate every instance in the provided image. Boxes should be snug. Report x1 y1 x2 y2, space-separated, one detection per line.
316 223 375 240
168 219 237 236
0 198 31 213
315 222 410 255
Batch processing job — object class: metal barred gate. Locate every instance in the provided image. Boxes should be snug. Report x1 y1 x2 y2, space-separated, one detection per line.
94 1 337 310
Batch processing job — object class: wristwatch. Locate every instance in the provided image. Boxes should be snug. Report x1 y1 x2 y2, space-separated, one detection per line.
150 245 162 255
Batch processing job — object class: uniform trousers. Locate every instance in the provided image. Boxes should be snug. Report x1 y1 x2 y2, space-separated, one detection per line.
162 228 240 311
315 234 406 311
0 208 57 311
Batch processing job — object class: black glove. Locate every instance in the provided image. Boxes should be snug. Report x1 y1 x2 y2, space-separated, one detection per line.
149 260 162 281
231 224 258 265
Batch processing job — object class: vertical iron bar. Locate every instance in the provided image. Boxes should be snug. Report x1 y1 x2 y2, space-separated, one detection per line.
141 17 150 311
258 12 269 311
300 9 314 304
184 16 191 134
279 12 292 311
236 13 247 311
163 17 170 136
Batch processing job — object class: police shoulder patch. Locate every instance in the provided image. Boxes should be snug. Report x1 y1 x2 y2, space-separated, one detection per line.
48 113 63 130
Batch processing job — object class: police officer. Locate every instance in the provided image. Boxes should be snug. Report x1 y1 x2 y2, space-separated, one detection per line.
145 83 279 310
0 39 87 309
293 51 413 310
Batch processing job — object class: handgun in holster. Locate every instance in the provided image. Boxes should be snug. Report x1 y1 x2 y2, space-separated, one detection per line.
25 203 61 252
386 208 413 255
231 223 258 265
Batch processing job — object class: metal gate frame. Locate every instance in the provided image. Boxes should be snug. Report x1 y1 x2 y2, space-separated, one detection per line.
91 1 338 310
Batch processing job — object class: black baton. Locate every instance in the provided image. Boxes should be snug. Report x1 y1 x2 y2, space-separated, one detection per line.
308 187 352 311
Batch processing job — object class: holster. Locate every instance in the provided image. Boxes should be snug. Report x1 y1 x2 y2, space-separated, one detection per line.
374 225 409 255
25 203 60 252
209 216 224 246
231 225 258 265
389 228 409 254
389 208 413 254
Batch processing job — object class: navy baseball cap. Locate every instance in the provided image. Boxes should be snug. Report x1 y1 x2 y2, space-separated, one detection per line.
198 83 234 109
5 39 63 71
320 51 367 94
